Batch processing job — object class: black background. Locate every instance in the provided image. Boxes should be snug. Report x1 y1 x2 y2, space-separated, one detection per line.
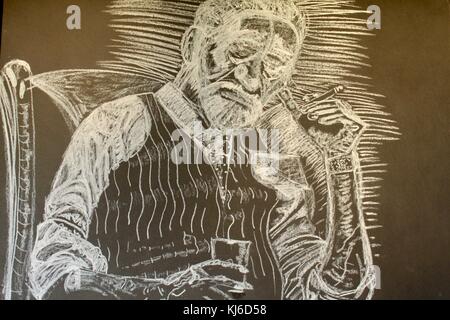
0 0 449 300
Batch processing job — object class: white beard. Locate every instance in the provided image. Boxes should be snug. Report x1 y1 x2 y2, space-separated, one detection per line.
198 82 263 129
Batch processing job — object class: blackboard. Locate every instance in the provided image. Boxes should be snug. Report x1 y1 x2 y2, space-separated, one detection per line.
0 0 449 300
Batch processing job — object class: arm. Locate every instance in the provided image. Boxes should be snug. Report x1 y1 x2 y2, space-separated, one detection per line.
314 152 375 299
303 99 375 299
28 93 250 300
28 95 153 299
255 99 375 300
268 155 374 300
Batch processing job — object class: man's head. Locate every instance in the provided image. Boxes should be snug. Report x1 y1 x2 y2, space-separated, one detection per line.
178 0 306 129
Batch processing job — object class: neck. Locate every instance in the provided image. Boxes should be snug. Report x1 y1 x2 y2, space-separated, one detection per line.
170 66 212 128
173 65 200 105
173 65 212 127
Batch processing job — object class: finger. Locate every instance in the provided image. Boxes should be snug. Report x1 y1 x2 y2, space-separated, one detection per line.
302 99 337 113
302 93 321 102
208 275 254 291
210 276 240 289
314 108 341 116
165 270 192 287
190 264 211 278
167 287 188 300
198 260 249 274
318 114 347 125
90 286 122 300
308 108 340 120
336 99 353 111
208 286 234 300
303 102 332 114
94 277 138 299
219 260 249 274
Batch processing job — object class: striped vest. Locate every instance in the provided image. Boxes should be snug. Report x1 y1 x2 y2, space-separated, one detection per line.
89 94 282 299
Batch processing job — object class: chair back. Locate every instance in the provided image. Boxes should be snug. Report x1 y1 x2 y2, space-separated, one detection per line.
0 60 36 300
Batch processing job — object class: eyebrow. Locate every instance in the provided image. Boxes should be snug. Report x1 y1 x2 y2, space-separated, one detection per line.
267 47 294 60
261 31 296 63
220 10 301 44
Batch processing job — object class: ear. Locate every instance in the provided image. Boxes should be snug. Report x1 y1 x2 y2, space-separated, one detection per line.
181 26 206 64
296 11 308 47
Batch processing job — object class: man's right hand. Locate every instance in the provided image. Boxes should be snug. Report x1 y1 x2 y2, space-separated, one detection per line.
64 268 163 300
162 259 253 300
64 260 252 300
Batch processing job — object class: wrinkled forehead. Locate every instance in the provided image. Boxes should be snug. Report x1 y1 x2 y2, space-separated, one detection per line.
217 9 302 53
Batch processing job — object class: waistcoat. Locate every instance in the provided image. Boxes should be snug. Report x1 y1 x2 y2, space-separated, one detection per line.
89 94 283 299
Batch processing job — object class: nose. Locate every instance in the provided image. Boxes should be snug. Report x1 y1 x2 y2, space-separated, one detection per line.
233 60 262 94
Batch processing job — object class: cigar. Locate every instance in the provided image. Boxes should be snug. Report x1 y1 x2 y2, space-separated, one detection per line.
278 85 345 115
304 85 345 105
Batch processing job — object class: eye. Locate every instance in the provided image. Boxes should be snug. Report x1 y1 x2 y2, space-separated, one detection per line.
227 39 262 64
266 53 283 68
205 44 219 71
261 54 284 79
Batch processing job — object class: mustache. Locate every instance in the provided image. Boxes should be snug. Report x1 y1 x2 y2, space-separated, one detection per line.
199 82 263 128
201 81 260 107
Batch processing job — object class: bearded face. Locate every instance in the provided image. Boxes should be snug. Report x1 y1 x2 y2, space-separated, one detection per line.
191 12 301 129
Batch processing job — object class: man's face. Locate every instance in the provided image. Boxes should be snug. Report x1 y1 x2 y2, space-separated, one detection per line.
194 12 301 129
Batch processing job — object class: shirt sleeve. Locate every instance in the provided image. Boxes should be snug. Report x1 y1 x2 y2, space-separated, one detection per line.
269 194 375 300
252 152 375 300
28 95 152 299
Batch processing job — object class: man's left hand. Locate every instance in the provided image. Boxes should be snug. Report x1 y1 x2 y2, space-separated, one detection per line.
299 98 366 157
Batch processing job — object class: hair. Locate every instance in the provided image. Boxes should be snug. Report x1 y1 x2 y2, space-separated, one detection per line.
194 0 306 35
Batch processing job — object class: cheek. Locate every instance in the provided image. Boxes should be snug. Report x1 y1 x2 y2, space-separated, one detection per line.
262 68 294 99
261 79 284 102
201 44 233 79
190 55 210 89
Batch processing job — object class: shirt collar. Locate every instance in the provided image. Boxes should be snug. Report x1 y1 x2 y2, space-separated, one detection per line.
154 82 207 131
155 82 224 163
